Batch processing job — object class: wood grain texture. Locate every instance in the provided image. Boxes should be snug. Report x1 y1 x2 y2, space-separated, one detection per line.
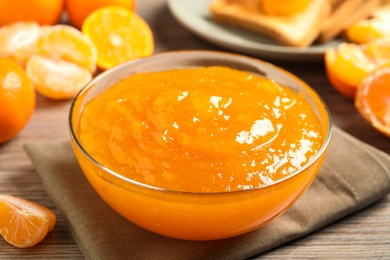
0 0 389 259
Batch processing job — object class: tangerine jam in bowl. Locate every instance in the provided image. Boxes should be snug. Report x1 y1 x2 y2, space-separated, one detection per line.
69 51 332 241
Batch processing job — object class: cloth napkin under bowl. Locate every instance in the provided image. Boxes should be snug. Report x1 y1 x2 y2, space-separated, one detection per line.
24 126 390 260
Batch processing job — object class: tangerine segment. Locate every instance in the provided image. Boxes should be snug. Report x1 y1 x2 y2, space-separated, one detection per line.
66 0 136 29
325 43 376 99
36 25 97 73
0 22 40 65
261 0 310 15
82 6 154 70
0 58 35 144
346 19 390 44
0 195 56 248
355 66 390 138
26 55 92 100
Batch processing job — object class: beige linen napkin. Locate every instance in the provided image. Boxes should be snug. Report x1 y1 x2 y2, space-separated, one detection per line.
24 126 390 260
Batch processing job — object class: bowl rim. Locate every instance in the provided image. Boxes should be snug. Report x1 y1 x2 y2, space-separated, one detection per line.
69 50 333 195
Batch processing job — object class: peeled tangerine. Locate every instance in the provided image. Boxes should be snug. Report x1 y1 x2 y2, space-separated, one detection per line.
0 22 40 65
36 24 97 74
325 43 376 99
346 16 390 44
26 55 92 100
0 22 97 100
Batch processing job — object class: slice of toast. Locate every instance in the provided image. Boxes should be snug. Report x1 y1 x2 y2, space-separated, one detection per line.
209 0 331 48
318 0 382 43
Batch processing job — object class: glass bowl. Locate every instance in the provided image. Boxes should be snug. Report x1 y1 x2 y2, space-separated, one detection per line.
69 50 332 241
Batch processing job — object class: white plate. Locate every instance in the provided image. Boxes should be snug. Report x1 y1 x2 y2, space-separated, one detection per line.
167 0 343 62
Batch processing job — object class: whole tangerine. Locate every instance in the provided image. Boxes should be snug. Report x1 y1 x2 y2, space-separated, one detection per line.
66 0 136 29
0 58 36 144
0 0 64 26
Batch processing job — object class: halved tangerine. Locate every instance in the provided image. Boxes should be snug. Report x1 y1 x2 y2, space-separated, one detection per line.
82 6 154 70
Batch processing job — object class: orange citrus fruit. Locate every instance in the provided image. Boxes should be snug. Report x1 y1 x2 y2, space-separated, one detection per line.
0 0 64 26
346 19 390 44
0 194 56 248
365 38 390 67
325 43 376 99
261 0 310 16
355 66 390 138
0 22 41 66
66 0 136 29
0 58 35 144
26 55 92 100
36 24 97 73
82 6 154 70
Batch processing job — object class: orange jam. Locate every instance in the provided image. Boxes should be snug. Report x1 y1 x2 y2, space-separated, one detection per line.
78 66 323 192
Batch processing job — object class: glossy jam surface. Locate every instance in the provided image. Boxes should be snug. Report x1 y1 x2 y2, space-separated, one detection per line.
78 67 323 192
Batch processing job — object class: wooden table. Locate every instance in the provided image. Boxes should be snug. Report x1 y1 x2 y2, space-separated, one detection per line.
1 0 389 259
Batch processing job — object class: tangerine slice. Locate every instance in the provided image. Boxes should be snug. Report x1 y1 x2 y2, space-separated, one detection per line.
355 66 390 138
26 55 92 100
325 43 376 99
36 24 97 73
0 22 40 65
346 19 390 44
0 194 56 248
82 6 154 70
